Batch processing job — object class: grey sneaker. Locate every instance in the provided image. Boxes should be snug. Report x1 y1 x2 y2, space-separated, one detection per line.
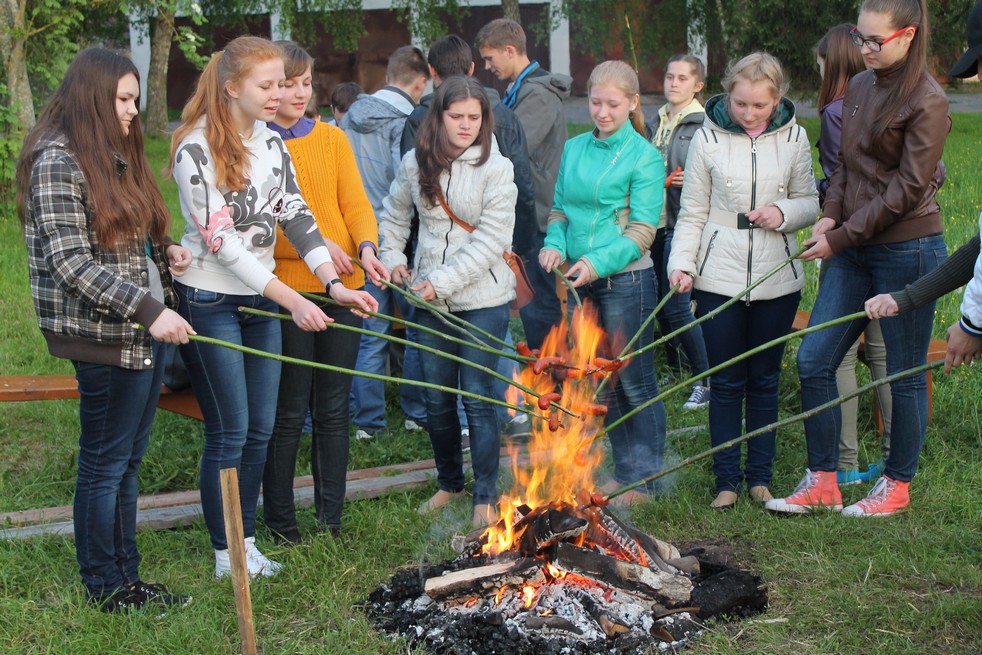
683 385 710 410
354 429 374 441
461 428 470 453
404 419 426 432
501 414 531 441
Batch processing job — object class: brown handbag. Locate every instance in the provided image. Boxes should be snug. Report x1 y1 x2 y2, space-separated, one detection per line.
435 190 535 310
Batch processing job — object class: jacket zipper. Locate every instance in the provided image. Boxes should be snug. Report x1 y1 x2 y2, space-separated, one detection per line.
698 229 719 276
589 148 621 252
441 168 453 265
746 137 758 305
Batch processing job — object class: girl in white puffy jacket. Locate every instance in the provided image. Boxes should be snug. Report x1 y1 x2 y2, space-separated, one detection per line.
378 76 517 528
668 52 819 510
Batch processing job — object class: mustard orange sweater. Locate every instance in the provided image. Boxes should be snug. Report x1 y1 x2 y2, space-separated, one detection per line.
273 121 377 291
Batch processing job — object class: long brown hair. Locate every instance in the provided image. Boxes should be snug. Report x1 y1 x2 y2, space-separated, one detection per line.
16 48 169 248
816 24 866 108
415 76 494 208
588 60 646 136
169 36 284 191
860 0 930 143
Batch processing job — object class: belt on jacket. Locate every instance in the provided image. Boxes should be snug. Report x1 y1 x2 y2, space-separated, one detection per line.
707 207 750 229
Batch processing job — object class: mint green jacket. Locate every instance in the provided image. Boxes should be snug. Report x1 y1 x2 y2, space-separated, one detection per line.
544 122 665 280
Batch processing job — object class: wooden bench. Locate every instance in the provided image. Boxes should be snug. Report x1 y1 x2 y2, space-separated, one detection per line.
791 310 946 433
0 375 203 421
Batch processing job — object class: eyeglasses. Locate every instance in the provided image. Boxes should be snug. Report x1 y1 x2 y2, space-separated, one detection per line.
850 26 916 52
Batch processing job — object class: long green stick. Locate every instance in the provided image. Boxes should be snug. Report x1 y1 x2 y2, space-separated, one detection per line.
363 267 514 353
166 329 543 420
596 310 869 441
625 244 809 364
594 283 680 398
297 290 531 365
236 306 576 419
602 358 944 501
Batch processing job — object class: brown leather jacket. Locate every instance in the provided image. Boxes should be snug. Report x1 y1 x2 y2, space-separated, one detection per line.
823 62 950 254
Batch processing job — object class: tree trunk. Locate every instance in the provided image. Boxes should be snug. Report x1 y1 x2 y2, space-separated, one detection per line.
145 8 172 137
501 0 521 24
1 0 36 132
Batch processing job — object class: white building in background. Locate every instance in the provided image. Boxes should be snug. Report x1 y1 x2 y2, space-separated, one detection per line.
127 0 571 111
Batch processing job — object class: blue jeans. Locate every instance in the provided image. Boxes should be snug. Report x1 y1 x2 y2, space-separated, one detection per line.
73 342 164 600
575 268 667 492
519 232 563 350
264 297 362 533
350 282 426 432
416 303 509 505
698 290 800 493
652 228 710 384
798 236 947 482
176 283 281 550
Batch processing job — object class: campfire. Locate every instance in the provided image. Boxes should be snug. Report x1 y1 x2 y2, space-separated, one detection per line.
366 306 767 653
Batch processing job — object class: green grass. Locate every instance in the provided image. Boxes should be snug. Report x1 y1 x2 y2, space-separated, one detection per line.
0 116 980 654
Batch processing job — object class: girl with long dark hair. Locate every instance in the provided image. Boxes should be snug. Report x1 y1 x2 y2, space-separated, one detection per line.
378 76 517 528
17 48 194 612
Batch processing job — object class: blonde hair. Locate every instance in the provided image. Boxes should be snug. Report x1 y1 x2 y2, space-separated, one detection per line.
587 60 646 136
169 36 284 191
721 52 789 100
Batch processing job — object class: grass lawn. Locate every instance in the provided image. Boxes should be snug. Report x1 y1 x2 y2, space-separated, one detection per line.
0 114 979 654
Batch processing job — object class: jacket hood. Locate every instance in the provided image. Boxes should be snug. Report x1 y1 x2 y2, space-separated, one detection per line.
345 90 414 135
525 72 572 101
704 93 796 135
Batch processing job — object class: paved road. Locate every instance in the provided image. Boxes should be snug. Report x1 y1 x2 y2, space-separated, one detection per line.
564 90 982 125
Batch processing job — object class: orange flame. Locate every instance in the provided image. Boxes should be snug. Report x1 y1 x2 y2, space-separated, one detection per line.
545 563 566 580
522 584 536 608
482 304 610 555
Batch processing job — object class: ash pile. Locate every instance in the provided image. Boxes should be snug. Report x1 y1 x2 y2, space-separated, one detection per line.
365 502 768 654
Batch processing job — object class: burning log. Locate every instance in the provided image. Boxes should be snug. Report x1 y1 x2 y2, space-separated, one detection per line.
514 505 588 555
423 559 545 602
553 543 692 606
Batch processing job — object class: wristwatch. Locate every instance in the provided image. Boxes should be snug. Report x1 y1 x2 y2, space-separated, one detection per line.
325 278 343 296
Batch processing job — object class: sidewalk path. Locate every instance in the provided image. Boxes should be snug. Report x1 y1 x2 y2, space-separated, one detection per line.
564 90 982 126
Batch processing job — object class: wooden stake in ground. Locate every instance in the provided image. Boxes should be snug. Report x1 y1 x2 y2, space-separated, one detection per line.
220 468 258 655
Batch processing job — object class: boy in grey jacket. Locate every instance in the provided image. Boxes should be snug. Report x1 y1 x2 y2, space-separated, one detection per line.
475 18 571 352
343 46 430 440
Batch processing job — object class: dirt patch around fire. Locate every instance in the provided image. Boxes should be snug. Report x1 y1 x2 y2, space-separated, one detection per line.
363 530 768 654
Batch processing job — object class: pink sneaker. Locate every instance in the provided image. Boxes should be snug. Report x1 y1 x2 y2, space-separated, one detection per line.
765 469 842 514
841 476 909 517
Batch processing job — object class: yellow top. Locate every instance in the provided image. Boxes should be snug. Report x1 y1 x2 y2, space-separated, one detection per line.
273 121 377 291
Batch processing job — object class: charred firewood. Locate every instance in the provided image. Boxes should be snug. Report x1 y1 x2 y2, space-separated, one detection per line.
423 559 545 601
516 506 588 555
571 589 630 638
553 543 693 605
524 615 583 634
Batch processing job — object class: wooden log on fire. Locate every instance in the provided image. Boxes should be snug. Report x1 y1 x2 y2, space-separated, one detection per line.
553 543 692 606
423 559 545 601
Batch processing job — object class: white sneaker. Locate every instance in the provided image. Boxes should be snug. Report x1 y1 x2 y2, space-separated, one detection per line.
404 419 426 432
461 428 470 453
214 538 282 579
683 385 710 410
354 429 374 441
244 536 282 577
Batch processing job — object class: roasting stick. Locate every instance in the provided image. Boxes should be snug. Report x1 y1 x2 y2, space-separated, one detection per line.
593 310 868 442
351 259 516 354
593 283 681 398
236 306 576 419
220 468 258 655
298 290 533 366
592 245 810 377
595 359 944 504
133 325 547 420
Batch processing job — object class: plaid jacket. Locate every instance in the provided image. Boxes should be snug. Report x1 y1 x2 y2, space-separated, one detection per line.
23 131 176 370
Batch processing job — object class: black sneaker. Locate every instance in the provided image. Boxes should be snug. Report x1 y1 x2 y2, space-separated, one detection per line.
127 581 192 608
94 587 151 614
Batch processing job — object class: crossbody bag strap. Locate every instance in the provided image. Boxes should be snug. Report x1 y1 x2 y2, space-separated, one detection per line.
436 188 475 233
